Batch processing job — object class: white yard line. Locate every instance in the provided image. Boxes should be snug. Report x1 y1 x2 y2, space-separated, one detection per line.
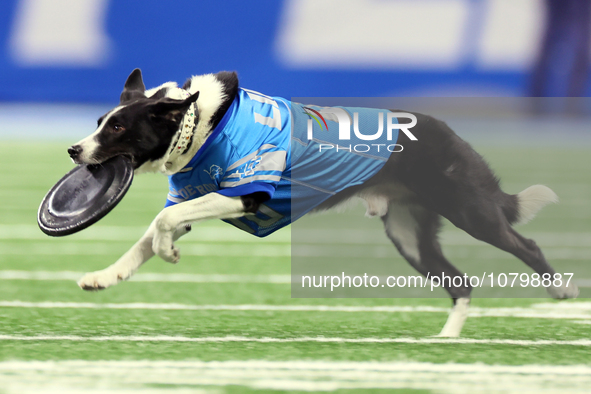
1 243 590 259
0 334 590 346
1 300 591 320
10 270 591 287
0 224 290 243
2 360 590 393
5 359 591 374
3 224 591 247
1 270 590 288
0 300 449 313
2 224 591 260
0 243 292 257
0 270 292 283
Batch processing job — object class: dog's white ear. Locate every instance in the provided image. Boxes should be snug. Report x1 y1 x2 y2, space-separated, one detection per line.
120 68 146 104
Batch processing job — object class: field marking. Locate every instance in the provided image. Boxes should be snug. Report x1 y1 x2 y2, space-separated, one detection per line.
1 270 590 289
0 242 291 257
0 270 292 283
2 300 591 320
4 223 591 247
1 242 590 260
3 222 591 260
5 359 591 373
0 334 590 346
0 242 292 257
2 360 591 393
0 300 449 313
1 224 289 243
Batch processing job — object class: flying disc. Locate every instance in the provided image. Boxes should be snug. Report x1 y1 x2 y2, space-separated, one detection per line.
38 155 134 236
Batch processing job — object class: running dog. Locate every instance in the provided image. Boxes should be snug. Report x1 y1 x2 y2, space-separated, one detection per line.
69 69 579 337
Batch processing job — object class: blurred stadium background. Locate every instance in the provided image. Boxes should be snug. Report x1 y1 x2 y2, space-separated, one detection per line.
1 0 586 102
1 0 591 393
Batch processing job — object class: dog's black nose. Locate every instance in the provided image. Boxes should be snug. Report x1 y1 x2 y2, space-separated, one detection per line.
68 145 82 158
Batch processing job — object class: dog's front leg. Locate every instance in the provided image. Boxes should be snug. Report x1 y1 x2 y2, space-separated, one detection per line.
77 221 191 290
152 193 245 263
77 193 244 290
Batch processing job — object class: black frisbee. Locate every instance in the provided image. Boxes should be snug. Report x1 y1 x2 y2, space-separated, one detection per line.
38 156 134 236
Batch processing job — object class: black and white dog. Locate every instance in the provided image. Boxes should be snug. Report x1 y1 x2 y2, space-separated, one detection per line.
69 69 578 337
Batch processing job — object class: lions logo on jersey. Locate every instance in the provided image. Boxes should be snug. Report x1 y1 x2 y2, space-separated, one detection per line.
204 164 224 181
241 156 262 178
222 156 263 181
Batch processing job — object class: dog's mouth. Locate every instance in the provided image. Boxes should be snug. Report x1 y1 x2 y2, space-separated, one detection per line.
76 152 136 167
116 152 136 165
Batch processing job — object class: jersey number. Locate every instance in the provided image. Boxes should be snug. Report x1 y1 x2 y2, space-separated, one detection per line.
226 204 283 234
244 88 282 131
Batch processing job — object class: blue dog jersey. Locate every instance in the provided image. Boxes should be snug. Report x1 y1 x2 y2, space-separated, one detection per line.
166 88 398 237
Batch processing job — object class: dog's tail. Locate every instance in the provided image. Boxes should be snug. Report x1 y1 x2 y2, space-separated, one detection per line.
502 185 558 226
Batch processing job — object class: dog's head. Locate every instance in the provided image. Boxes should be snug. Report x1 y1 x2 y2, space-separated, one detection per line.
68 69 199 170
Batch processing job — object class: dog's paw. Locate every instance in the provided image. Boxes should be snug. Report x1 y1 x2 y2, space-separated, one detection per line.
547 281 579 299
434 298 470 338
158 243 181 264
152 232 180 264
77 269 122 291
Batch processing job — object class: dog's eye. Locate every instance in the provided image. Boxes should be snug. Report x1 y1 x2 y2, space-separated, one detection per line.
113 124 125 133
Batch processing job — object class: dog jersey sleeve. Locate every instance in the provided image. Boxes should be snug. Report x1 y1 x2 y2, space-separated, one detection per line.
165 187 186 207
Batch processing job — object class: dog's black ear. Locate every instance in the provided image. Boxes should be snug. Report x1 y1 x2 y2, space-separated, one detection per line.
185 91 200 104
149 92 200 124
215 71 239 93
120 68 146 104
124 68 146 92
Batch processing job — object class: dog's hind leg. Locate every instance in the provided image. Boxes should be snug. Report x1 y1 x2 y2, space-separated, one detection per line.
444 196 578 300
382 202 471 337
501 185 575 298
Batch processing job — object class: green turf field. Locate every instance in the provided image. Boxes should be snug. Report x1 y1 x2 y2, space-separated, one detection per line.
1 140 590 393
